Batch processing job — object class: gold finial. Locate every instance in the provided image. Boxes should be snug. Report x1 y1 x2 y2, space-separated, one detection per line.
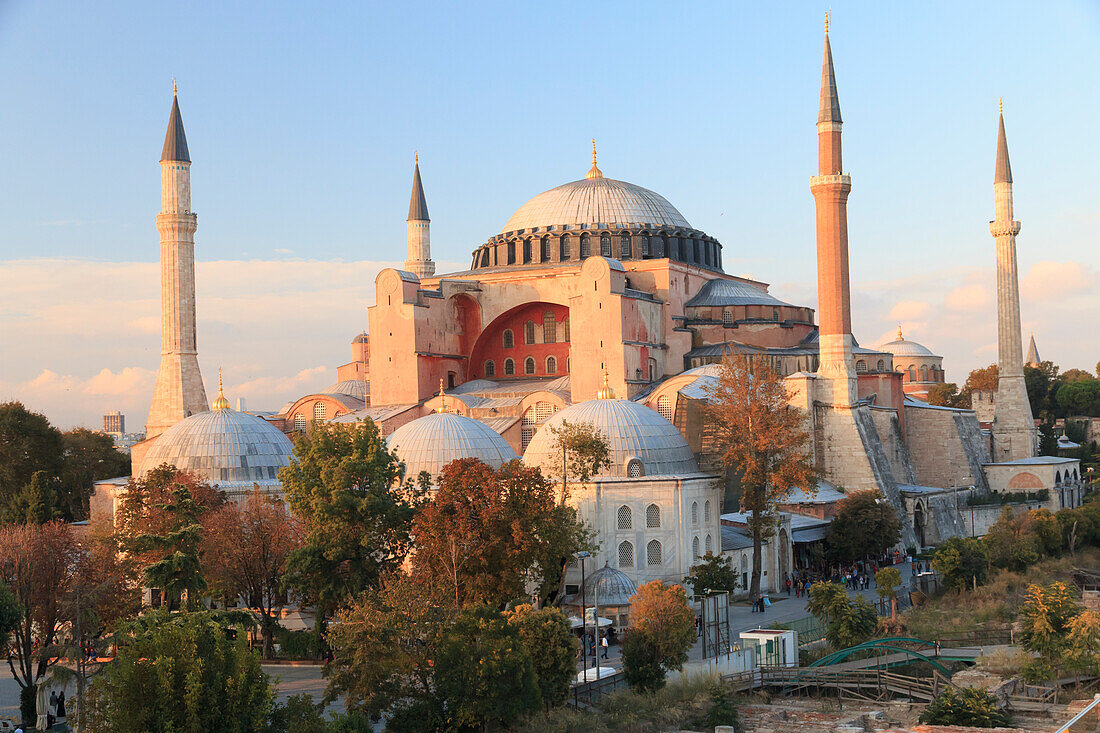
596 369 616 400
586 138 603 179
212 368 230 410
173 78 178 96
824 10 829 33
415 150 419 165
437 379 448 413
897 323 903 341
998 97 1003 115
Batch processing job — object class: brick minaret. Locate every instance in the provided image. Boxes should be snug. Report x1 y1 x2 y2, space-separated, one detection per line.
990 103 1035 461
146 84 208 439
404 154 435 278
810 17 857 405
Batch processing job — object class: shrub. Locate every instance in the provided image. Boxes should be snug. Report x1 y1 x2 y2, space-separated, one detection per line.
918 686 1009 728
621 628 666 693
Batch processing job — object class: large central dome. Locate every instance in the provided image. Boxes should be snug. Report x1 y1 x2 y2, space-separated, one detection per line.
501 177 691 234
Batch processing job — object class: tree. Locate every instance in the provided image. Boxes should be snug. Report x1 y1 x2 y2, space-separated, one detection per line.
825 490 902 563
927 382 965 408
683 551 739 595
547 419 611 503
0 402 64 516
1065 610 1100 681
932 536 988 591
1028 508 1062 556
505 604 577 709
1038 421 1059 456
125 483 209 610
1061 368 1095 384
984 506 1041 571
202 488 303 658
1018 582 1081 663
78 610 272 733
0 521 82 691
411 458 586 608
918 686 1009 728
1025 362 1059 419
280 421 424 625
875 567 902 621
622 627 667 693
1057 380 1100 417
807 581 877 649
628 581 695 673
704 354 817 598
58 427 129 520
963 364 999 393
1 470 61 524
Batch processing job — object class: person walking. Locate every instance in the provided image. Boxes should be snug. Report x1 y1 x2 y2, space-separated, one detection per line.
56 690 66 722
601 636 609 659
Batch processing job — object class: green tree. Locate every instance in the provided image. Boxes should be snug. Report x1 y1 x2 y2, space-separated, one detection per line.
1061 368 1095 384
1057 380 1100 417
918 686 1009 728
984 506 1041 571
1 470 61 524
547 419 611 503
1018 582 1081 663
932 536 988 591
683 552 739 594
705 354 817 599
1025 363 1058 419
1028 508 1062 556
621 627 667 693
807 581 877 649
1038 421 1059 456
875 567 902 622
59 427 129 520
280 421 424 626
825 490 902 563
78 610 272 733
505 604 577 709
0 402 64 517
927 382 965 408
126 483 208 610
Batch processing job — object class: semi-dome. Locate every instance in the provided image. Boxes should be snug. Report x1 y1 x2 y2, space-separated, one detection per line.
386 411 519 481
322 379 368 400
138 408 294 491
877 327 938 358
582 563 638 607
502 177 691 234
523 396 699 478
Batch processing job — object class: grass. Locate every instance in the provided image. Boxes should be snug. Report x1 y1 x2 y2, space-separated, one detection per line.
901 548 1100 640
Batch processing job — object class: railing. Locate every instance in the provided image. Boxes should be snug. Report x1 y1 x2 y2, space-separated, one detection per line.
569 670 628 708
722 665 947 702
929 627 1014 647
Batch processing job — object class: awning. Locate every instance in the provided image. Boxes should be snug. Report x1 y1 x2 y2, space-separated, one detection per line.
792 527 827 543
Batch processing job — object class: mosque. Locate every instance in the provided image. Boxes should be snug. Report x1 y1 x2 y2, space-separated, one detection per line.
99 23 1085 597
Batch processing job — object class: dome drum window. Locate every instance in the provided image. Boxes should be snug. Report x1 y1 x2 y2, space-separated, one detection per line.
504 358 515 375
485 360 496 377
580 234 591 258
626 458 643 478
600 234 612 257
503 329 514 349
524 357 536 375
293 413 306 431
313 402 326 421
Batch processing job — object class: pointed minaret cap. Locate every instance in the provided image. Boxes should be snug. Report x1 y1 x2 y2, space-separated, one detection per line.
586 139 603 179
211 368 230 411
407 153 430 222
995 100 1012 184
161 81 191 163
818 13 842 124
596 369 616 400
1025 333 1041 366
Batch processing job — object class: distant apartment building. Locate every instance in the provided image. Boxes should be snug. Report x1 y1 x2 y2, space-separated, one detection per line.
103 410 125 434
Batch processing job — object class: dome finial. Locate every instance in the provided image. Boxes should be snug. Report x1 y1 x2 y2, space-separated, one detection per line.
437 378 448 413
897 323 903 340
596 369 616 400
173 78 177 96
212 368 230 411
587 139 603 179
824 9 829 34
999 97 1003 115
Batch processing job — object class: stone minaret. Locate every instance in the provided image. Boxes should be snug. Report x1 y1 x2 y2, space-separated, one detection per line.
146 84 208 439
810 16 857 406
404 154 435 278
990 103 1034 460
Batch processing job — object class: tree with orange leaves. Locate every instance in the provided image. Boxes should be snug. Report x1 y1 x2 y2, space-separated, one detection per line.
202 487 303 658
705 353 817 599
622 581 695 692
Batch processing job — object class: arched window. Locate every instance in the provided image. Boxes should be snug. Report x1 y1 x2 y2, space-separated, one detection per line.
600 234 611 257
920 365 929 381
657 395 672 422
704 500 711 523
618 541 634 568
313 401 326 421
641 234 650 257
524 357 536 375
1055 471 1062 485
580 233 591 258
563 319 570 343
546 356 557 374
691 501 699 525
504 358 515 376
533 401 555 421
705 534 713 554
621 233 632 258
855 360 867 372
692 536 700 558
722 309 733 326
627 459 643 478
484 360 496 377
523 238 532 263
646 540 662 566
560 234 570 259
617 505 632 530
507 240 516 264
540 236 550 262
772 308 780 321
293 413 306 431
877 359 885 371
646 503 661 528
543 311 556 342
525 321 535 345
503 329 514 349
908 366 916 381
653 235 663 256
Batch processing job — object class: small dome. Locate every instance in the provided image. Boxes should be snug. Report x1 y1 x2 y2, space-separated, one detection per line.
502 177 691 234
386 412 519 481
352 331 369 344
322 379 368 400
138 409 294 491
877 327 938 358
523 398 698 478
582 563 638 607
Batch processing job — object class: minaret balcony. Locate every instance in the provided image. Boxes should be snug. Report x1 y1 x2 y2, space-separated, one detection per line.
810 173 851 187
988 221 1021 237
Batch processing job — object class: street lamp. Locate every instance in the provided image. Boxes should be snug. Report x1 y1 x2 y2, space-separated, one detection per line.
576 550 590 674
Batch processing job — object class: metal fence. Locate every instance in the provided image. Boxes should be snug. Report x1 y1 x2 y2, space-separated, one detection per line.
569 671 629 708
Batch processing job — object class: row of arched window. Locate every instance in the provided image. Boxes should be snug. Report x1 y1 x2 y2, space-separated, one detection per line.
501 314 569 348
484 356 559 377
292 402 329 431
689 500 712 525
854 359 887 373
485 231 720 269
1055 469 1080 484
617 503 663 529
617 539 663 568
900 364 941 382
691 535 714 558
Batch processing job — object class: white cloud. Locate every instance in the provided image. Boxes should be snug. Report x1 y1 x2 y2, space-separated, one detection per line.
1021 260 1095 302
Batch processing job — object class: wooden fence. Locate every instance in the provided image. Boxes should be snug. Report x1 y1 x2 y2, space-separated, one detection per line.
721 665 949 703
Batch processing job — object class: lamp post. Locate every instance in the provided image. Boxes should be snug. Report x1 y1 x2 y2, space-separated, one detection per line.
577 550 590 675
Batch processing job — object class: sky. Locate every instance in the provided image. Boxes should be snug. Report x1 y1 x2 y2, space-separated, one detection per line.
1 1 1098 429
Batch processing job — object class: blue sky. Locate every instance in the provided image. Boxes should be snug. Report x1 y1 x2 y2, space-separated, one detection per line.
1 1 1098 427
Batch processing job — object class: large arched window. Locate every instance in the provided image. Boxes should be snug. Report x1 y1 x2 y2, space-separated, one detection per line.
620 233 632 258
617 505 632 530
855 360 867 372
920 365 929 381
657 395 672 421
313 402 326 421
543 311 556 343
691 501 699 525
504 358 515 375
877 359 885 371
646 503 661 528
692 536 700 558
560 234 570 260
523 238 532 263
524 321 535 345
618 541 634 568
484 360 496 377
600 234 612 257
580 233 591 258
293 413 306 431
704 500 711 523
546 356 557 374
646 540 662 566
540 236 550 262
502 329 514 349
524 357 536 375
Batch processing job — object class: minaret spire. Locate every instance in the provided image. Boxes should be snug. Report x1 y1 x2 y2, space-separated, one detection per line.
146 86 208 439
404 154 435 279
989 102 1034 460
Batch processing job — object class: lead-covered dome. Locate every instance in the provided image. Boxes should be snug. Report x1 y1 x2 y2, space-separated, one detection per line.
581 563 639 607
387 412 519 481
322 379 369 400
138 409 294 491
523 398 699 478
877 327 938 358
502 177 691 234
